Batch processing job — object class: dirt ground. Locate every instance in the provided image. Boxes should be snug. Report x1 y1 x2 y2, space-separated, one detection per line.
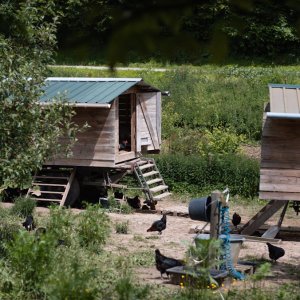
1 196 299 290
105 196 300 289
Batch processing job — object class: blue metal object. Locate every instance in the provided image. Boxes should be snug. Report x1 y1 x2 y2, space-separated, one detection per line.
220 205 245 280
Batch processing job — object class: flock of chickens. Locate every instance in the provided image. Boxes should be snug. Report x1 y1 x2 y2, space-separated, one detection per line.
146 212 285 279
21 203 285 281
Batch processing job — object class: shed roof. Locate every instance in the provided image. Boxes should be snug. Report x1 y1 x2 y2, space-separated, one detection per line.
40 77 160 107
268 84 300 119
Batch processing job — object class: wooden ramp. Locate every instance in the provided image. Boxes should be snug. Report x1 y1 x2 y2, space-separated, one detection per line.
133 158 171 203
26 167 76 207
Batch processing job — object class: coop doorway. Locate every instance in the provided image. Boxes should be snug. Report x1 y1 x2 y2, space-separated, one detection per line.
118 94 136 153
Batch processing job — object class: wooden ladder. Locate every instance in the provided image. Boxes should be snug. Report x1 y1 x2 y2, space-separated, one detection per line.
26 167 76 207
134 158 171 203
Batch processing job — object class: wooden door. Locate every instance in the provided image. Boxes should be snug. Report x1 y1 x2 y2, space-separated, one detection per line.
136 92 161 152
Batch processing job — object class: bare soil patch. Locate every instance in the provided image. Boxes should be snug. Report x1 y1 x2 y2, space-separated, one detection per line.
106 196 300 289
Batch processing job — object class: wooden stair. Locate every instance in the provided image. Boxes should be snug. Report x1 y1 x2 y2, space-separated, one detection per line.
26 167 76 207
134 158 171 203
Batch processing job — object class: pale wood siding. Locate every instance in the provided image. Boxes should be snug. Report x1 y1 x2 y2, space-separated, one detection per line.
260 118 300 200
270 86 300 113
46 103 117 167
136 92 161 151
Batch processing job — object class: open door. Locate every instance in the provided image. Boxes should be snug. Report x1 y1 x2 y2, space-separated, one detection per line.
136 92 161 152
118 94 136 153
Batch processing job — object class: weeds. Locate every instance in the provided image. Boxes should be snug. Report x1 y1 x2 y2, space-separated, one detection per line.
76 204 110 252
10 196 36 218
115 221 129 234
129 250 155 267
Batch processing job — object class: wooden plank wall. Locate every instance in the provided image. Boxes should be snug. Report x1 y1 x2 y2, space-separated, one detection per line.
136 92 161 152
47 104 117 167
260 117 300 200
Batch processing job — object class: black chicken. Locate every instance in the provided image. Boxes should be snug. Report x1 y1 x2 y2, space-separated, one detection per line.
155 249 184 278
126 195 141 209
267 242 285 262
114 191 124 200
22 215 36 231
147 214 166 234
232 212 241 228
143 199 157 210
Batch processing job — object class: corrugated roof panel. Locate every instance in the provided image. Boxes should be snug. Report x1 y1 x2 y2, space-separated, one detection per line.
269 84 300 115
89 82 135 103
40 78 153 105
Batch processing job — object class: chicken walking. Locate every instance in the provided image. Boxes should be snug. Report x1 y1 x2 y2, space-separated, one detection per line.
147 214 166 234
267 242 285 262
155 249 184 278
231 212 241 228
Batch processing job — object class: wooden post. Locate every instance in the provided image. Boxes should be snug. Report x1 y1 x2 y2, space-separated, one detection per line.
210 191 221 239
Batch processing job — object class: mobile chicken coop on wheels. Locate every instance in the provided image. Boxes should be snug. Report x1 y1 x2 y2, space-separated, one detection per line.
26 77 171 207
241 84 300 237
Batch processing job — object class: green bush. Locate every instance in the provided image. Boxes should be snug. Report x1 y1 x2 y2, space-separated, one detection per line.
198 127 245 156
4 231 57 295
155 153 259 198
10 196 36 218
0 207 23 257
43 249 99 300
76 204 110 252
115 221 129 234
46 205 74 246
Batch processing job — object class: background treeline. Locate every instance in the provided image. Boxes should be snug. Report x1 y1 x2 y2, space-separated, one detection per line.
55 0 300 65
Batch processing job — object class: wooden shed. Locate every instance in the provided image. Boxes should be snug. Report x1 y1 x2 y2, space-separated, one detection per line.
241 84 300 236
260 84 300 201
27 77 171 207
42 77 162 167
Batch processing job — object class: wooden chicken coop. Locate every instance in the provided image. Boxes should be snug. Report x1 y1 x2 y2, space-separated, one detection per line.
27 77 171 206
241 84 300 236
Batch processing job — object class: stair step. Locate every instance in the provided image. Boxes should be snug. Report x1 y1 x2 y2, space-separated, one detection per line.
28 197 62 202
146 178 163 185
136 160 149 166
143 171 159 178
32 183 67 187
37 191 64 195
150 185 168 193
35 176 69 180
139 163 155 170
153 192 172 201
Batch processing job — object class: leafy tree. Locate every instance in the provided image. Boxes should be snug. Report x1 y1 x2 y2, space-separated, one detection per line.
0 1 79 191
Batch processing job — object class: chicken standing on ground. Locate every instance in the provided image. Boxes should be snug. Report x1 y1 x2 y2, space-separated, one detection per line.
267 242 285 262
232 212 241 228
155 249 184 278
126 195 141 209
143 199 157 210
114 191 124 200
22 215 35 231
147 214 166 234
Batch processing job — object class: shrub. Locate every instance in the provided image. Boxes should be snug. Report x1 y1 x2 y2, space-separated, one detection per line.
43 249 99 300
76 204 110 252
115 221 129 234
115 276 150 300
155 153 259 198
10 196 36 218
198 127 245 156
4 231 57 295
46 205 74 246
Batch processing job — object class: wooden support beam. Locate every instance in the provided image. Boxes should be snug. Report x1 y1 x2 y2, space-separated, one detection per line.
210 191 221 239
240 200 288 236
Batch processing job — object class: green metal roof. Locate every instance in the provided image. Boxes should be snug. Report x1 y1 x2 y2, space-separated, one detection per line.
40 77 159 106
